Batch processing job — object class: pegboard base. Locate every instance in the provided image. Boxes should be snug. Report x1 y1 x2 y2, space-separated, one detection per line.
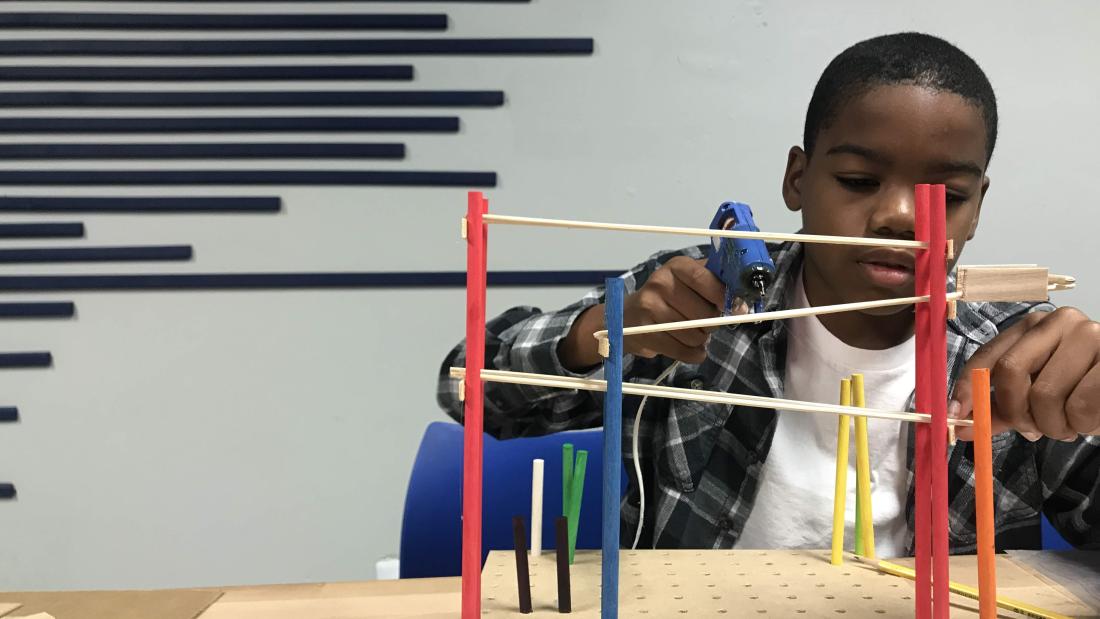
480 548 1088 618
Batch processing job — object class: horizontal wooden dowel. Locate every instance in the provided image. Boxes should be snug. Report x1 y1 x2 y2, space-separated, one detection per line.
450 367 972 427
594 293 963 341
482 213 927 249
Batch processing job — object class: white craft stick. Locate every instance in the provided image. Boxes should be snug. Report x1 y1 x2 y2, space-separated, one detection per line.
594 293 963 341
482 214 927 249
449 368 973 427
531 458 544 557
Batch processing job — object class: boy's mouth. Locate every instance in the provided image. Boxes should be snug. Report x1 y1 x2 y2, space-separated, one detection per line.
856 250 914 288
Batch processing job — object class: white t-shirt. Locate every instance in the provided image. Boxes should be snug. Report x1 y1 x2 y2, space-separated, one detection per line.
736 273 913 558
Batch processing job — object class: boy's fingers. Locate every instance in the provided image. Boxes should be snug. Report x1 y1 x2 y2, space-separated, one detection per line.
1029 333 1095 440
949 322 1031 422
1067 365 1100 435
988 317 1064 436
636 332 706 364
669 258 726 309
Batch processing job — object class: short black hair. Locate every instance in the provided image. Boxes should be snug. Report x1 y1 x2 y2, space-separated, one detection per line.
803 32 998 163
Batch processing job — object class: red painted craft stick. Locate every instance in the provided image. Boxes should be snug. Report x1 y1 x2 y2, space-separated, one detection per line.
972 368 997 619
913 183 932 619
462 191 488 619
928 184 951 619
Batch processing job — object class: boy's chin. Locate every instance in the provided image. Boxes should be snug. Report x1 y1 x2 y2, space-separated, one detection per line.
857 304 915 318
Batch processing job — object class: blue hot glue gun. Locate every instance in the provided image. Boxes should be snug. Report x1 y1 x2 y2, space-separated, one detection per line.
704 201 776 314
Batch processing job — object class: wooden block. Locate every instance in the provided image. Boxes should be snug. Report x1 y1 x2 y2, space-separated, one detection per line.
957 266 1049 302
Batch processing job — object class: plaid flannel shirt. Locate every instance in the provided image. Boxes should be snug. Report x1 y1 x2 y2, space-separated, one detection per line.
437 242 1100 554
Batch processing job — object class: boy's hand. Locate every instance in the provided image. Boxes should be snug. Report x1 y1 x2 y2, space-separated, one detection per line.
950 307 1100 441
559 257 731 370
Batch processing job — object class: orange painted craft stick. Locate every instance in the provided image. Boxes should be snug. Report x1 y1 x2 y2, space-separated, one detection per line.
972 368 997 619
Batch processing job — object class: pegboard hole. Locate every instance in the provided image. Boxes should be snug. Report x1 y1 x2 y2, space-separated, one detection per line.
875 611 887 614
825 595 835 600
835 610 847 614
674 595 684 600
787 595 798 600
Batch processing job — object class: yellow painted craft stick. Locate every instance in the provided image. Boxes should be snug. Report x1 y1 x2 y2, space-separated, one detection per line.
869 558 1072 619
831 379 852 566
853 374 875 559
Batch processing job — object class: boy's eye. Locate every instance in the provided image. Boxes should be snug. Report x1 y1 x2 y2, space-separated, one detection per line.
946 191 969 205
835 175 879 191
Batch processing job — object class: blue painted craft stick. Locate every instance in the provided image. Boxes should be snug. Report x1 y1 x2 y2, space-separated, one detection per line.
601 277 623 619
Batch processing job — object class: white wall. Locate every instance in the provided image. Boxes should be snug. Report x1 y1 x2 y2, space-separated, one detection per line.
1 0 1098 589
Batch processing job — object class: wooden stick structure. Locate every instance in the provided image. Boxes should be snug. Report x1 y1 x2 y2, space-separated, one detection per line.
456 186 1076 618
972 368 997 619
482 213 927 248
601 278 624 619
532 458 544 557
461 191 487 619
865 558 1071 619
555 516 571 614
830 379 852 566
513 515 533 614
852 374 876 559
449 367 974 428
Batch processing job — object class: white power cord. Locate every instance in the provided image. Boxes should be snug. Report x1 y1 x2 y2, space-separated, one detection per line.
630 360 681 550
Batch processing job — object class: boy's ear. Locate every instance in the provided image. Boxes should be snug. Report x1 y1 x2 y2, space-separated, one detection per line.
782 146 807 212
968 175 990 240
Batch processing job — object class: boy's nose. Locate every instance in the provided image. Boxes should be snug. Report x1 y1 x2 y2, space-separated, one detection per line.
868 187 915 240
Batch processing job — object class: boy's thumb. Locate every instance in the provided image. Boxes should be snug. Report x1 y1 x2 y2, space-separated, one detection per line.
949 373 974 441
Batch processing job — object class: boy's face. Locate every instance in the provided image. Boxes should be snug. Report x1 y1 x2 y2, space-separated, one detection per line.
782 84 988 317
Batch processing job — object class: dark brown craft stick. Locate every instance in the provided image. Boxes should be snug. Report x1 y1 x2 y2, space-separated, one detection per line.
555 516 571 613
512 515 533 614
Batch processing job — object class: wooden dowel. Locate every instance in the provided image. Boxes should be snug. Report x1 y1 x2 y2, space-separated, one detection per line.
853 374 875 559
567 450 587 564
601 278 623 619
449 367 974 427
972 368 997 619
555 516 572 613
461 191 488 619
831 380 852 566
865 558 1071 619
531 459 544 557
593 292 962 341
482 213 927 249
513 515 533 614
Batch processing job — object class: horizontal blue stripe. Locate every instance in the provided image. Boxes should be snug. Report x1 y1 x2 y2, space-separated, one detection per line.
0 170 495 186
0 65 414 82
0 270 621 291
0 352 52 368
0 143 405 160
0 222 84 238
0 90 503 108
0 302 75 317
0 196 279 213
0 407 17 421
0 116 458 134
0 38 592 57
0 245 192 264
0 12 448 30
0 483 14 499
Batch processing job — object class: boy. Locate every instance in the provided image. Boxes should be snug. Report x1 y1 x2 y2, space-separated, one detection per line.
438 33 1099 555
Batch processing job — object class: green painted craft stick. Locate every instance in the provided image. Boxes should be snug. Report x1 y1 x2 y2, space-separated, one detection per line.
567 449 588 564
855 490 864 556
562 443 574 517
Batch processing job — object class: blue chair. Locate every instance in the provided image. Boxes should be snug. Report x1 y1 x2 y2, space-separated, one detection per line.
1041 514 1073 551
400 421 625 578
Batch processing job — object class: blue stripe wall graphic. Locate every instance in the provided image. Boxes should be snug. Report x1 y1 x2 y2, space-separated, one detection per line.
0 302 75 318
0 170 497 186
0 90 504 108
0 223 84 238
0 65 416 82
0 143 406 160
0 12 449 30
0 116 459 134
0 2 594 504
0 38 593 56
0 271 623 291
0 352 52 368
0 245 192 264
0 197 281 213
